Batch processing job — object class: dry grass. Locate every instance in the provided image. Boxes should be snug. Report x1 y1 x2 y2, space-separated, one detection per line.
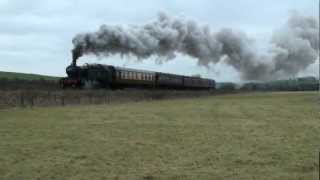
0 92 319 179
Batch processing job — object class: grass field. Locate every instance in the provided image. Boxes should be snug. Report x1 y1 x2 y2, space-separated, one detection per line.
0 71 60 81
0 92 319 179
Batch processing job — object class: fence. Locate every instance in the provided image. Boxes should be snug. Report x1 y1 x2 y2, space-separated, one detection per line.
0 90 215 109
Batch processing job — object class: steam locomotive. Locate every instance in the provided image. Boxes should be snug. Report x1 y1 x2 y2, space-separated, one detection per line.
60 63 216 90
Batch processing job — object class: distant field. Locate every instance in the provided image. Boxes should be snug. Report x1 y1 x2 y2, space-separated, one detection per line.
0 71 60 81
0 92 319 179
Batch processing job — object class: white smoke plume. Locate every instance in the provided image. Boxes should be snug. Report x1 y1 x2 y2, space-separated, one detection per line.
72 12 319 81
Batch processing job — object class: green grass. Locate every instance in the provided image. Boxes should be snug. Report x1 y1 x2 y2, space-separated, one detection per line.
0 71 60 81
0 92 319 179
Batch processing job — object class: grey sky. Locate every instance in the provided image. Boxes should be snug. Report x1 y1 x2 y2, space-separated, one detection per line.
0 0 318 82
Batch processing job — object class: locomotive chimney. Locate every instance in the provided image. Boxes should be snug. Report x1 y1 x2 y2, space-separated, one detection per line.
72 47 82 66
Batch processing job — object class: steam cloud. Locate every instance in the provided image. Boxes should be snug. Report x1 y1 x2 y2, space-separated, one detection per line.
72 12 319 81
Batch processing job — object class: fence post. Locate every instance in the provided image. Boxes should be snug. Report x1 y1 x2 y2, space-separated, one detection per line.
30 96 34 108
54 94 57 105
61 95 65 106
20 91 24 107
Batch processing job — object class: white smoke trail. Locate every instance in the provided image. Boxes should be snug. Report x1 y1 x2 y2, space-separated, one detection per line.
72 12 319 81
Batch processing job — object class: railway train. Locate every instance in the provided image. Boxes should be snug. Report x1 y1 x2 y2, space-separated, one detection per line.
60 63 216 90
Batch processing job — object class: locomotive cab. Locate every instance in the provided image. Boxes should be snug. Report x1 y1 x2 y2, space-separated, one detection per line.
84 64 113 89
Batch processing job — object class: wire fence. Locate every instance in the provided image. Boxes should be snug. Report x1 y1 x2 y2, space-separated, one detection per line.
0 90 216 109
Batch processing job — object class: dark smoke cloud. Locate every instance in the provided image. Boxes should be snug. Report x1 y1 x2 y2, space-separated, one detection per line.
72 12 319 81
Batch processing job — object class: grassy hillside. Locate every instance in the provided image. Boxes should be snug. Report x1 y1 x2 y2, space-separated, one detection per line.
0 92 319 179
0 71 60 81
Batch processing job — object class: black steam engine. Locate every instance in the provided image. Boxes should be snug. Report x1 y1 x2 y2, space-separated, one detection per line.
60 49 216 90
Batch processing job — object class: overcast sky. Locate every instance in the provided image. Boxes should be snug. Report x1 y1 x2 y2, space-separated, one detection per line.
0 0 318 82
